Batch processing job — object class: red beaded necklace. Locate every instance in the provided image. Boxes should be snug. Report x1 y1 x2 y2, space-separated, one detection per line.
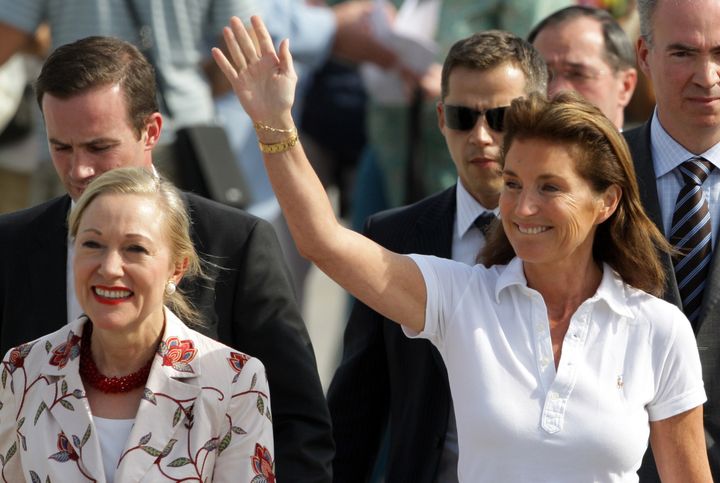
79 323 155 393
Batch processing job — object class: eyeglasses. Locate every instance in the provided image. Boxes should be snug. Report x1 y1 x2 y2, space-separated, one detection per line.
443 104 507 132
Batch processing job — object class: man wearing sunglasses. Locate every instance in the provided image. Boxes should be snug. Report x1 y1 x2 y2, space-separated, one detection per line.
528 6 637 130
328 31 548 482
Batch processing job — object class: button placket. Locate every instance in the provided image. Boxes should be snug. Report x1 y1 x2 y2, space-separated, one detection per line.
540 306 592 434
530 293 555 392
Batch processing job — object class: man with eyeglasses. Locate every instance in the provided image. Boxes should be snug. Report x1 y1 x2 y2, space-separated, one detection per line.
328 31 548 482
528 6 637 129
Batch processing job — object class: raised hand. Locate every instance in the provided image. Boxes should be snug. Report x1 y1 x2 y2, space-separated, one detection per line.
212 16 297 128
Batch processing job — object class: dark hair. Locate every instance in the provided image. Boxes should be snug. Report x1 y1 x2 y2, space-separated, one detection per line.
528 6 635 71
35 36 159 138
481 92 671 296
441 30 548 100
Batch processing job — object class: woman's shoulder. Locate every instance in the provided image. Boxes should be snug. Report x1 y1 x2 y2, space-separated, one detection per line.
617 278 689 338
2 317 86 372
164 310 266 375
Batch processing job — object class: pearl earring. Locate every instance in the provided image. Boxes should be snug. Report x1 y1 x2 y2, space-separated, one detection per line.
165 281 177 296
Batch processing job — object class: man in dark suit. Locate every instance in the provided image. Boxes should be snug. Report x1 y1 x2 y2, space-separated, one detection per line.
0 36 333 482
327 31 548 482
626 0 720 480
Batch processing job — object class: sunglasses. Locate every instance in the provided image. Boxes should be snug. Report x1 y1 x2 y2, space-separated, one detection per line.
443 104 508 132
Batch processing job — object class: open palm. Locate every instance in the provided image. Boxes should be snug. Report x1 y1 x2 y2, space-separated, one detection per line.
212 16 297 125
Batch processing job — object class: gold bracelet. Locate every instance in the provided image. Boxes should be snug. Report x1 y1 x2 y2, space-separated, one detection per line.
253 121 296 134
258 132 299 154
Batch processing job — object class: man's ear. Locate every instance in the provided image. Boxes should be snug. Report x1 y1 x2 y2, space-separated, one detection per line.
617 68 638 109
636 36 652 79
143 112 163 151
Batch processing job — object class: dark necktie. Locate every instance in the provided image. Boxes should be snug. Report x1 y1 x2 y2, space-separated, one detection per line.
670 157 715 326
473 212 496 237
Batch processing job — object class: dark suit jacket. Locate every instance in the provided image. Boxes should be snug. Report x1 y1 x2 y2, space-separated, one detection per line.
328 186 456 483
626 123 720 482
0 193 334 482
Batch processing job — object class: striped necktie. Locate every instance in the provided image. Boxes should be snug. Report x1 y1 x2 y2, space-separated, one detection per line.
670 157 715 326
473 212 496 237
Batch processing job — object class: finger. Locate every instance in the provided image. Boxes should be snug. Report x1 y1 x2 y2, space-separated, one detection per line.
211 47 239 83
251 15 276 57
248 27 261 57
222 26 246 72
278 39 296 79
230 16 259 63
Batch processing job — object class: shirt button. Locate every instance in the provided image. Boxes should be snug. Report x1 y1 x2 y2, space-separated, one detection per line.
540 357 550 366
549 391 559 400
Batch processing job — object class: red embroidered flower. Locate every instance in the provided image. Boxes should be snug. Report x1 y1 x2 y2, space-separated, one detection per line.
6 343 32 374
251 443 275 483
49 332 81 369
49 432 79 462
228 352 250 373
160 337 196 373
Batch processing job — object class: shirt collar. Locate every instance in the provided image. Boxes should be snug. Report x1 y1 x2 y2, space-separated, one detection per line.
650 109 720 178
494 258 635 319
455 179 499 238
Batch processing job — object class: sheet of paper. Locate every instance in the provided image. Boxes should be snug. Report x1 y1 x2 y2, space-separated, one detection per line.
362 0 440 105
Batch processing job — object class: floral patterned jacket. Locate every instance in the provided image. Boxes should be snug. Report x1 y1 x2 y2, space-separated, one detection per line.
0 308 275 482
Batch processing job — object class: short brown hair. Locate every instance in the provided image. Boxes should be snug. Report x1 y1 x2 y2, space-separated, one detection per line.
69 167 204 325
481 92 671 296
35 36 159 138
440 30 548 100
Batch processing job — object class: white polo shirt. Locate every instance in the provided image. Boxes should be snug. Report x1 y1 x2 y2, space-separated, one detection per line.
405 255 706 483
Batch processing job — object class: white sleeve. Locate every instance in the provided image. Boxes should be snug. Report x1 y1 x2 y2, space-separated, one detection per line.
403 254 476 349
647 309 706 421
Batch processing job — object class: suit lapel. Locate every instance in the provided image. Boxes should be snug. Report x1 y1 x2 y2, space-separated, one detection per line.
114 311 202 482
412 186 455 259
30 196 71 332
626 124 682 307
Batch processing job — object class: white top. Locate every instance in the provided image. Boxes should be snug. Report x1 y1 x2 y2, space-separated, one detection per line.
405 255 706 483
435 180 499 483
93 416 134 483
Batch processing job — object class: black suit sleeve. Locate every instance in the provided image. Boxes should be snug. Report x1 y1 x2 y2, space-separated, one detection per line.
327 219 391 482
227 219 334 482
